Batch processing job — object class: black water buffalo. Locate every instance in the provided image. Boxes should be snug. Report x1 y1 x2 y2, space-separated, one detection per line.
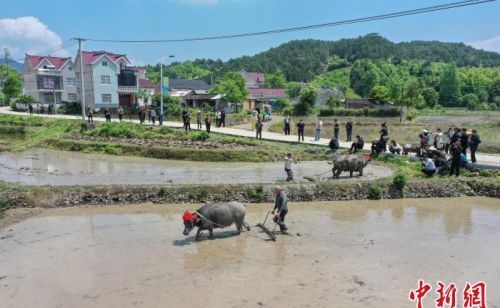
182 201 251 240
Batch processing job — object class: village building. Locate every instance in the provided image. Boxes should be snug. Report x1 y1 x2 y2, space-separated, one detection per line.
23 55 77 104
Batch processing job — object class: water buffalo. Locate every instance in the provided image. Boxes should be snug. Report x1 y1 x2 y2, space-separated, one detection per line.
182 201 251 240
332 154 369 179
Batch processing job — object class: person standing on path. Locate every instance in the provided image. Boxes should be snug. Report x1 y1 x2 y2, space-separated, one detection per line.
443 127 452 154
184 113 191 132
333 118 339 140
220 109 226 127
256 117 263 140
28 103 33 115
87 106 93 123
215 110 221 128
449 141 462 177
151 108 157 124
460 128 469 157
283 115 291 135
284 153 294 181
204 115 211 133
117 107 124 122
196 111 202 130
380 122 389 151
315 118 323 141
469 129 481 164
272 186 289 235
346 119 353 142
297 119 305 142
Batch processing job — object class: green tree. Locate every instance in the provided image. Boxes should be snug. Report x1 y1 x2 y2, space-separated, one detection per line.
370 85 391 104
295 85 318 115
17 94 36 104
166 61 211 80
326 96 341 109
350 59 381 97
264 71 287 88
439 63 461 107
275 97 291 111
422 87 439 108
211 71 248 112
463 93 479 110
1 67 22 104
286 82 302 98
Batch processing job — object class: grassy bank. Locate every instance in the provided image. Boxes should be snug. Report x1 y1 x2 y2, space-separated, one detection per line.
0 114 326 162
269 115 500 153
1 176 498 210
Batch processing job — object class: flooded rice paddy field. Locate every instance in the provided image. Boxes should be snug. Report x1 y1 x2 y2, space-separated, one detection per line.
1 197 499 307
0 149 393 185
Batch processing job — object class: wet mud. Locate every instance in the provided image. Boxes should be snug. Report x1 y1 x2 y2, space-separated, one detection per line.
1 197 499 307
0 149 393 185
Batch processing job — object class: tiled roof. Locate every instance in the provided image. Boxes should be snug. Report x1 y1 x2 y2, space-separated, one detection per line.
246 72 265 83
139 78 155 89
247 88 286 98
170 79 212 91
81 51 131 65
25 54 71 70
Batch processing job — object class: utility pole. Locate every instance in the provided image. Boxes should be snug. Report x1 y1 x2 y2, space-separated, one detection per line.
159 55 174 126
160 59 163 125
75 38 87 121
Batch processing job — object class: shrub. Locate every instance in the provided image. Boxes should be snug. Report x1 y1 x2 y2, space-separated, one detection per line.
248 185 266 202
393 173 407 191
368 185 383 200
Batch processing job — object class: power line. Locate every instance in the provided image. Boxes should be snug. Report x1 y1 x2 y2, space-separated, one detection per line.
82 0 495 43
12 40 76 63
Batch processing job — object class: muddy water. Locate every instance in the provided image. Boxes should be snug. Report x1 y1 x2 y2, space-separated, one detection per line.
0 149 392 185
1 197 499 308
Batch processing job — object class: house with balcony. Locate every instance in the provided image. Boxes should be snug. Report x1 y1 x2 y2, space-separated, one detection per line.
23 54 77 104
74 50 139 109
239 71 286 111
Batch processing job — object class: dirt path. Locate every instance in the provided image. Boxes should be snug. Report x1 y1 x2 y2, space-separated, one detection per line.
1 107 498 165
1 197 499 307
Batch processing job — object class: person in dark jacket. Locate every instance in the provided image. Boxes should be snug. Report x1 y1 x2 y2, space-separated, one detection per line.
349 135 364 153
204 115 211 133
450 127 461 144
380 122 389 151
329 136 339 152
220 109 226 127
449 141 462 177
346 119 353 142
297 119 305 142
333 118 339 140
469 129 481 164
460 128 469 157
256 117 263 140
271 186 289 235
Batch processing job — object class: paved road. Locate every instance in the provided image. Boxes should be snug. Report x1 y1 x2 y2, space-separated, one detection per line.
2 107 499 165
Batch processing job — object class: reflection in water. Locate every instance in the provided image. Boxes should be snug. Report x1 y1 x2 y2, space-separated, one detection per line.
0 148 343 185
1 197 500 308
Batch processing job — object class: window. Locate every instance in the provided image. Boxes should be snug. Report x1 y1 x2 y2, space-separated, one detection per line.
66 77 76 86
68 93 77 102
68 66 73 71
101 75 111 84
102 61 107 67
102 94 112 103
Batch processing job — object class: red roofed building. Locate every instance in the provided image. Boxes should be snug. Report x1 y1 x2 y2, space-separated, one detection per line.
75 50 140 109
23 54 77 104
239 71 286 111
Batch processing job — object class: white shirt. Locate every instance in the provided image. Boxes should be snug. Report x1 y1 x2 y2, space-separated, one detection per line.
425 158 436 171
316 120 323 129
284 157 292 169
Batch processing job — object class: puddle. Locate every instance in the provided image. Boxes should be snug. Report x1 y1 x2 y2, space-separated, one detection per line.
0 197 499 307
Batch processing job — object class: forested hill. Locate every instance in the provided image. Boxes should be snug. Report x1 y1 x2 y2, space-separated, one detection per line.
188 34 500 82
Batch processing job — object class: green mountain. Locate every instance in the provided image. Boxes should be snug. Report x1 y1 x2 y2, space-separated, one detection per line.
186 34 500 82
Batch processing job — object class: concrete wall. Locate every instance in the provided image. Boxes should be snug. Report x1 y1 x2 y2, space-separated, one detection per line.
92 57 119 109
